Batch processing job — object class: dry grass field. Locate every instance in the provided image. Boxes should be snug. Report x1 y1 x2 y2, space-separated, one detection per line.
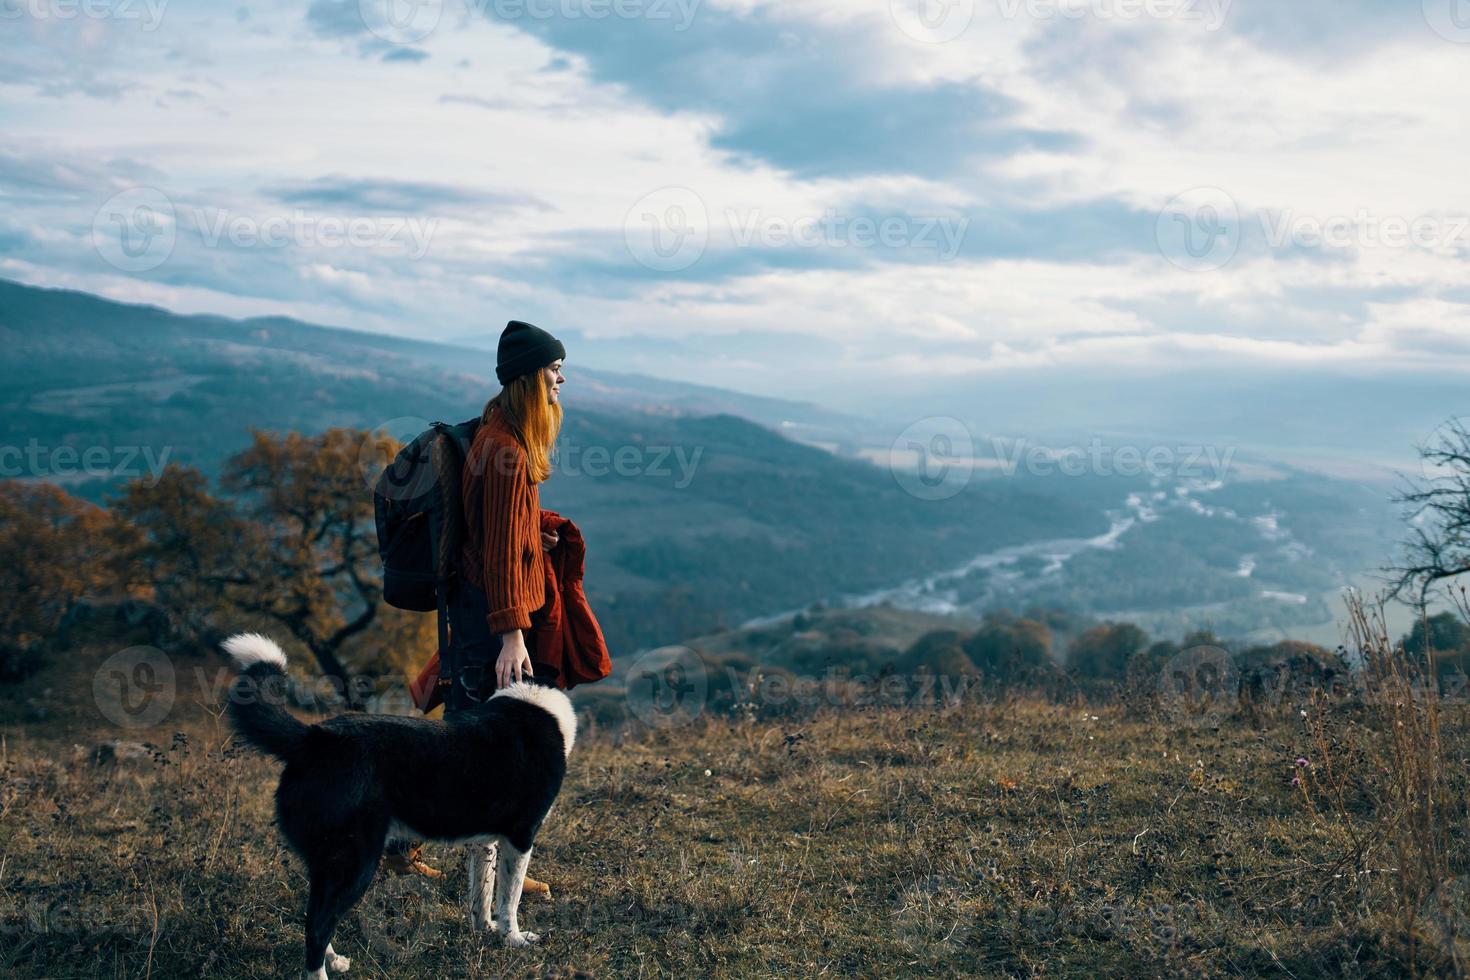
1 630 1467 979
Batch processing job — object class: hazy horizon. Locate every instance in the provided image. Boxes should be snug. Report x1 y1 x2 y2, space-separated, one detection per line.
5 273 1458 486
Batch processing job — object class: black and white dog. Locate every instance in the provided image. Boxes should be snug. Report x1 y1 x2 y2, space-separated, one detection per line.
222 632 575 980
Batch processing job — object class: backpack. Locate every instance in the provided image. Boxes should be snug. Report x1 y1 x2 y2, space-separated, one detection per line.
372 419 481 655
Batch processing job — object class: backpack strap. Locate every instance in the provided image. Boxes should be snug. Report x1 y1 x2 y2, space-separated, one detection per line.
428 422 454 663
428 502 450 662
427 418 479 664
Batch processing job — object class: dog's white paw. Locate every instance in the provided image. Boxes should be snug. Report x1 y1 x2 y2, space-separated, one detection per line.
502 930 539 947
326 952 351 973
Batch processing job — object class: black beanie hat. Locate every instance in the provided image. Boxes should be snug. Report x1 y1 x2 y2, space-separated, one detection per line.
496 320 566 385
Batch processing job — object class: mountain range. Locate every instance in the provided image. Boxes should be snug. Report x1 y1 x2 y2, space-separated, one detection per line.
0 278 1108 654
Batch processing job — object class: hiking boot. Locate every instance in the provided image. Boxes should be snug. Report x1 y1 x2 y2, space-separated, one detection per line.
381 843 444 878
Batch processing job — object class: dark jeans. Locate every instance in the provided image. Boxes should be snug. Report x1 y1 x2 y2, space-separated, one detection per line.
442 578 558 711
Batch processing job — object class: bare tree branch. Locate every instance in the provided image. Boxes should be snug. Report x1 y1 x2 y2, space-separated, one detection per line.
1386 417 1470 611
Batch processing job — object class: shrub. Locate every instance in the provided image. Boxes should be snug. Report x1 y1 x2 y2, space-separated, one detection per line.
1237 640 1347 708
962 614 1053 683
900 630 980 679
1402 611 1470 678
1067 622 1149 681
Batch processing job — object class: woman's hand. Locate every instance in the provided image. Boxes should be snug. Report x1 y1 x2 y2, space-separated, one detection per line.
496 630 534 688
541 529 559 551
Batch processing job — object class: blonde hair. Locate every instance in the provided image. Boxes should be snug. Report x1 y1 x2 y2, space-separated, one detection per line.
482 368 562 483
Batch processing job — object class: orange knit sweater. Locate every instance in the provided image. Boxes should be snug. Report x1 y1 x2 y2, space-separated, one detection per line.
459 409 546 634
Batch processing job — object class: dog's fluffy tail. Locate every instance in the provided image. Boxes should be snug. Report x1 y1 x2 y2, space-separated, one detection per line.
222 632 310 762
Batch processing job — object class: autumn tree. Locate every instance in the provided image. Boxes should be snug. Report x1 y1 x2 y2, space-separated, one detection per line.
114 427 424 708
110 463 260 650
0 481 129 678
1400 610 1470 677
1067 622 1149 680
1403 611 1470 659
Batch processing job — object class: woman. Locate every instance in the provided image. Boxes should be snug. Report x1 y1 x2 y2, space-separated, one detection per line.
451 318 567 703
385 320 566 893
452 320 567 899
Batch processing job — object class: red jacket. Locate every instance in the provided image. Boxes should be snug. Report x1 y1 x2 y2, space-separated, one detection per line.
410 510 611 712
530 509 613 690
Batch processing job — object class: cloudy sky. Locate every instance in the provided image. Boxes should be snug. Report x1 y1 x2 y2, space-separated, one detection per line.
3 0 1468 407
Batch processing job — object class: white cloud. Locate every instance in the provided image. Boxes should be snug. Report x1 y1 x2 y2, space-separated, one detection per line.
1 0 1468 391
